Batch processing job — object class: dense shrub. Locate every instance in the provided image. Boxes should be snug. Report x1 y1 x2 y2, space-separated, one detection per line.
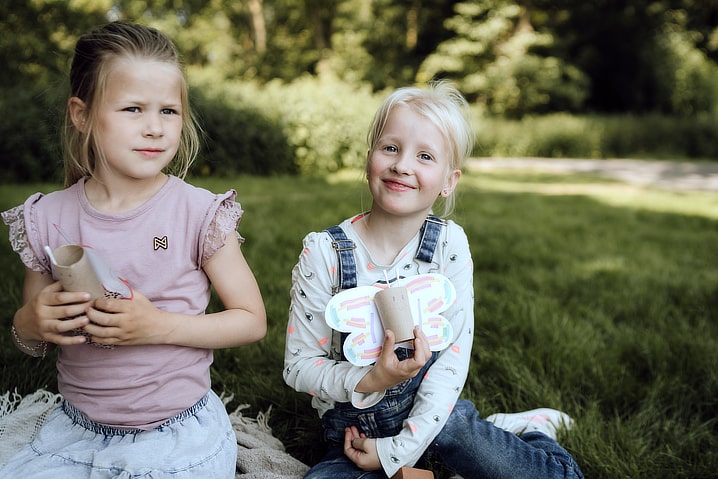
483 55 590 118
260 77 380 174
475 114 601 158
192 91 296 177
0 84 65 183
650 27 718 116
202 77 381 175
475 112 718 160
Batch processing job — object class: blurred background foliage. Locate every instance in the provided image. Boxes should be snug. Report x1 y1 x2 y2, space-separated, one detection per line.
2 0 718 182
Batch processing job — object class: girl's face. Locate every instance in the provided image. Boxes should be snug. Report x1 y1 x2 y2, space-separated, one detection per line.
367 105 460 220
83 57 183 184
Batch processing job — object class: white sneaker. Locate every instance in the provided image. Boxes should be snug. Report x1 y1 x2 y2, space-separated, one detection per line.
485 408 574 440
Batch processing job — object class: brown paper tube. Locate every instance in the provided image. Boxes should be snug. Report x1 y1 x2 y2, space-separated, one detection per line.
374 286 415 343
51 245 105 300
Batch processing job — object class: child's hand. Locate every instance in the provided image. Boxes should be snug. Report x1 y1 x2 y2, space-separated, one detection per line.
343 426 381 471
356 326 431 393
15 280 91 347
84 290 166 346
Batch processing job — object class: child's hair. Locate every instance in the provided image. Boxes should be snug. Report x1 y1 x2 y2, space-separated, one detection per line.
367 81 474 217
63 21 200 187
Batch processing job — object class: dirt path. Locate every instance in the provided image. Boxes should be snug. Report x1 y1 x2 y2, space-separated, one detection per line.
468 158 718 192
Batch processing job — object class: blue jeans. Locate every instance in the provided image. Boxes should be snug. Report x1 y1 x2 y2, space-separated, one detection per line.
306 350 584 479
0 390 237 479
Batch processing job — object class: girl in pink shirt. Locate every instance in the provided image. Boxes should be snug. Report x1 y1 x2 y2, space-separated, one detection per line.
1 21 266 478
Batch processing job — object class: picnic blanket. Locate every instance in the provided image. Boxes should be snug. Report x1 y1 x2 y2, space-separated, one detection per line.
0 389 309 478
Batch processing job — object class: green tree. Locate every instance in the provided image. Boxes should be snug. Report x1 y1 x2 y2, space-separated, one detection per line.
354 0 461 89
0 0 110 88
418 0 589 116
535 0 718 114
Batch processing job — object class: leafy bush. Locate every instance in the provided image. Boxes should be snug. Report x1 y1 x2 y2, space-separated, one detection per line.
190 75 380 175
192 91 297 177
475 114 601 158
262 77 380 174
483 55 590 118
0 84 65 183
475 112 718 160
650 25 718 116
227 77 380 175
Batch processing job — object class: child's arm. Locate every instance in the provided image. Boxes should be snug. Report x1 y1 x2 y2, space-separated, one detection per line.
12 268 93 354
198 233 267 347
83 235 266 348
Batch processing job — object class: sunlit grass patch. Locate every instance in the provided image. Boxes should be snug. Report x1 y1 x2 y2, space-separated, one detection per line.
462 169 718 219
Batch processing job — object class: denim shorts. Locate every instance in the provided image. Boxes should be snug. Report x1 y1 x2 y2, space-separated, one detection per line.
0 390 237 479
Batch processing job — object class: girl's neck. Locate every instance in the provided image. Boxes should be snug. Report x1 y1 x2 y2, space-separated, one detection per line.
84 173 168 214
355 210 428 265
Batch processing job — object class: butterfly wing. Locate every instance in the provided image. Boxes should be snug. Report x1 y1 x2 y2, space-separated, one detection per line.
398 274 456 352
325 286 385 366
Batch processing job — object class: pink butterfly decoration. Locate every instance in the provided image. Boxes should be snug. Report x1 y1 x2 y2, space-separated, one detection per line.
324 273 456 366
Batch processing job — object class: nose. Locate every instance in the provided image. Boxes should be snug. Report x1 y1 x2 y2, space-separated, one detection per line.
391 152 412 174
143 113 164 137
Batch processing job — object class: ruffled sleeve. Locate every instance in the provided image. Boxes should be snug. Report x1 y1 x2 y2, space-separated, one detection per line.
1 204 47 273
200 195 244 267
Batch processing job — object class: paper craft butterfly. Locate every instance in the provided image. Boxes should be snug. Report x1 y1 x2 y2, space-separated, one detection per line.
325 273 456 366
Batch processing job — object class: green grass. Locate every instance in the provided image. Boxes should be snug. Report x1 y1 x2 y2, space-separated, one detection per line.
1 169 717 478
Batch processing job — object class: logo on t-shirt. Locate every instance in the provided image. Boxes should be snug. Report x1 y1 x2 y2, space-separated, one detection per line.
154 235 168 251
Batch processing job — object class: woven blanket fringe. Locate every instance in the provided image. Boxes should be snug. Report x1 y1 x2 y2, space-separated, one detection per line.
223 395 309 478
0 390 309 478
0 389 63 468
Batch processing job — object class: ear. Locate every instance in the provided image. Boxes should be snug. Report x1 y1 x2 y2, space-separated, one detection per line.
441 169 462 197
68 97 88 132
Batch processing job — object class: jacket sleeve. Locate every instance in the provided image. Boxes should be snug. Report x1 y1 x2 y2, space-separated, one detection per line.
283 231 386 413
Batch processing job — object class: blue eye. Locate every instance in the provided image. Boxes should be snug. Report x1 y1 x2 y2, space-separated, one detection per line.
161 108 178 115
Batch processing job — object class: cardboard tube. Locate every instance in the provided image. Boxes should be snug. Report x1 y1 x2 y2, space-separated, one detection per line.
51 245 105 299
374 286 415 343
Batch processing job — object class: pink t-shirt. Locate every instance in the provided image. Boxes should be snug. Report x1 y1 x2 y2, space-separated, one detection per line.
3 176 242 429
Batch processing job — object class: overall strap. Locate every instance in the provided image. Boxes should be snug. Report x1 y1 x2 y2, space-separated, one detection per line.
415 214 446 263
325 225 357 294
325 214 446 295
325 225 356 361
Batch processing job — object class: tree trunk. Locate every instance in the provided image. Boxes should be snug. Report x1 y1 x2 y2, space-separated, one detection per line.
248 0 266 53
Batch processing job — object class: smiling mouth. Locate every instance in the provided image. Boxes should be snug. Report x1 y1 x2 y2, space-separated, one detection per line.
383 179 415 190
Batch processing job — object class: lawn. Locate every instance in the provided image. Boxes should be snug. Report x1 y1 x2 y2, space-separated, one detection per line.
1 167 716 478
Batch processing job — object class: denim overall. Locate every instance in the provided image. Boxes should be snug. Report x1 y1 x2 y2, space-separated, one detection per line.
306 216 586 479
320 215 444 445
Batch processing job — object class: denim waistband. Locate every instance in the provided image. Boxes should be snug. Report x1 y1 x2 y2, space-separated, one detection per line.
62 392 210 436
